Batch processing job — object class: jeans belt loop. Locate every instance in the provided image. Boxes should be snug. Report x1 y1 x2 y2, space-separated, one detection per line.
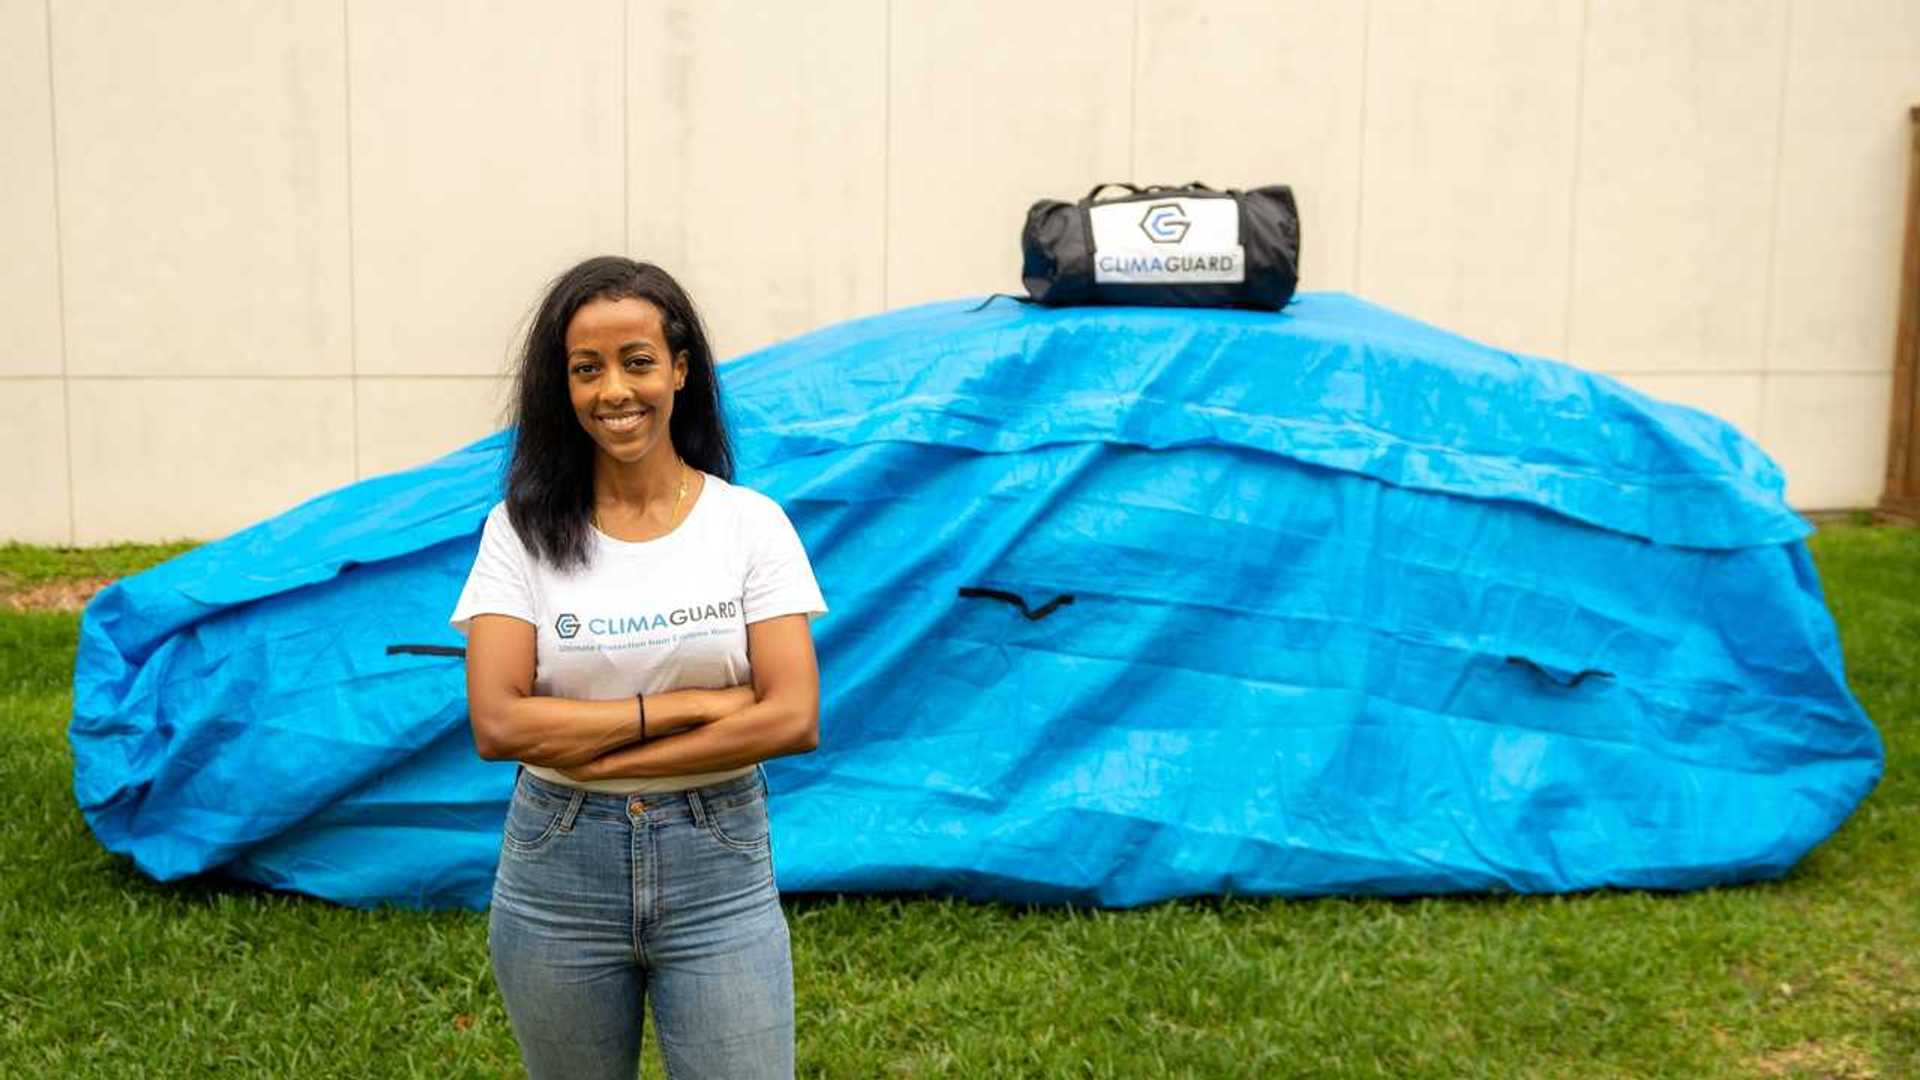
559 788 586 832
685 787 709 830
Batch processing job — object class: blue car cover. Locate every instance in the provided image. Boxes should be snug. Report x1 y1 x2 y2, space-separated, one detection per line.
69 293 1884 908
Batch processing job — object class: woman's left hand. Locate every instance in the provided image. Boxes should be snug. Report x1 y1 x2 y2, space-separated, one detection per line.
555 759 598 783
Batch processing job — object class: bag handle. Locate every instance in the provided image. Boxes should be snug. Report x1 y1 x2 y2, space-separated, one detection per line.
1085 181 1236 203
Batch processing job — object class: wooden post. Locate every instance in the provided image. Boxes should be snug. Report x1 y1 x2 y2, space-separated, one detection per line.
1881 105 1920 522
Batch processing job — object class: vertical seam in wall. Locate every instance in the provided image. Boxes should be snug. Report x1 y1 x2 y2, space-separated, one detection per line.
880 0 892 310
44 0 75 544
1560 0 1592 364
672 2 691 267
1128 0 1140 180
1757 0 1795 445
1351 0 1372 293
342 0 360 480
622 0 630 253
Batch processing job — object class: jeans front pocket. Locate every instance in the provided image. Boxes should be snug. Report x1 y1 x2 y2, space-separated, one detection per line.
502 773 572 854
702 790 771 852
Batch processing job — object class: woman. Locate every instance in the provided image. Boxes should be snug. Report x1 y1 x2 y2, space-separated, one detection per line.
449 256 823 1079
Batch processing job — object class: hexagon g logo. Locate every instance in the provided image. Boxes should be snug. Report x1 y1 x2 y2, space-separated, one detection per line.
555 613 581 640
1139 202 1190 244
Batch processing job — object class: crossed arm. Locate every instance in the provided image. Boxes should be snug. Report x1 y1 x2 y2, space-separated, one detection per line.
463 613 820 779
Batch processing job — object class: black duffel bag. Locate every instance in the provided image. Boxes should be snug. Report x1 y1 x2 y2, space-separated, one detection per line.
1021 182 1300 310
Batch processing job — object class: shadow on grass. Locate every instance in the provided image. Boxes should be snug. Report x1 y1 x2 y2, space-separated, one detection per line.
777 873 1812 921
91 851 479 921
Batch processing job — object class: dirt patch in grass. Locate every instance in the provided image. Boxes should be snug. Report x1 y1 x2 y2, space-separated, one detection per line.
1748 1037 1879 1078
2 576 116 613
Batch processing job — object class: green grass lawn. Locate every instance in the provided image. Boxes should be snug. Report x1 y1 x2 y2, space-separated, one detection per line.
1 527 1914 1078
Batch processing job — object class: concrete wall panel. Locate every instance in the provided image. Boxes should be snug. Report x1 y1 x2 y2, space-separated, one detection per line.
628 0 887 361
1 0 63 378
69 378 354 544
1767 0 1920 373
356 376 511 479
1359 0 1585 359
1568 0 1787 375
50 1 351 377
1760 373 1892 507
350 0 625 377
1132 0 1367 292
0 380 71 544
886 0 1134 308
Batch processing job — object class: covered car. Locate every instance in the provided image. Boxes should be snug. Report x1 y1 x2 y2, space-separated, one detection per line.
70 294 1883 908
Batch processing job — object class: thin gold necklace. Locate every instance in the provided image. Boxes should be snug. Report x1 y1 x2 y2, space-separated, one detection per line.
666 461 690 529
595 461 691 536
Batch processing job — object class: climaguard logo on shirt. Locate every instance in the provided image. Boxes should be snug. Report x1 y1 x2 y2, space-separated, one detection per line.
553 600 741 652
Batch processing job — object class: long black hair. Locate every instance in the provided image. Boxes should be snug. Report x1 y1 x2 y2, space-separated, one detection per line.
504 256 734 572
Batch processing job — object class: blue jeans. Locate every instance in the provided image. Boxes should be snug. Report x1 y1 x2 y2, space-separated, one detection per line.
488 766 794 1079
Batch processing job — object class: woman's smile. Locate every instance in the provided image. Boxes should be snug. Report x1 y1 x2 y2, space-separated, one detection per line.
598 408 649 435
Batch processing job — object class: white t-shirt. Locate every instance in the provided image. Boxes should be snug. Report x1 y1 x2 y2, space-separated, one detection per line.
449 473 827 794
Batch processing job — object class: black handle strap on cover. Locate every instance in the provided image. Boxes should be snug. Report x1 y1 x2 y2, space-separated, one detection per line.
959 587 1076 621
1083 182 1143 203
1505 655 1612 689
967 292 1035 312
387 644 467 659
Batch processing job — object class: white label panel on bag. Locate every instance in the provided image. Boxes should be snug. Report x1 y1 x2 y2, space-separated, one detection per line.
1089 197 1245 285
